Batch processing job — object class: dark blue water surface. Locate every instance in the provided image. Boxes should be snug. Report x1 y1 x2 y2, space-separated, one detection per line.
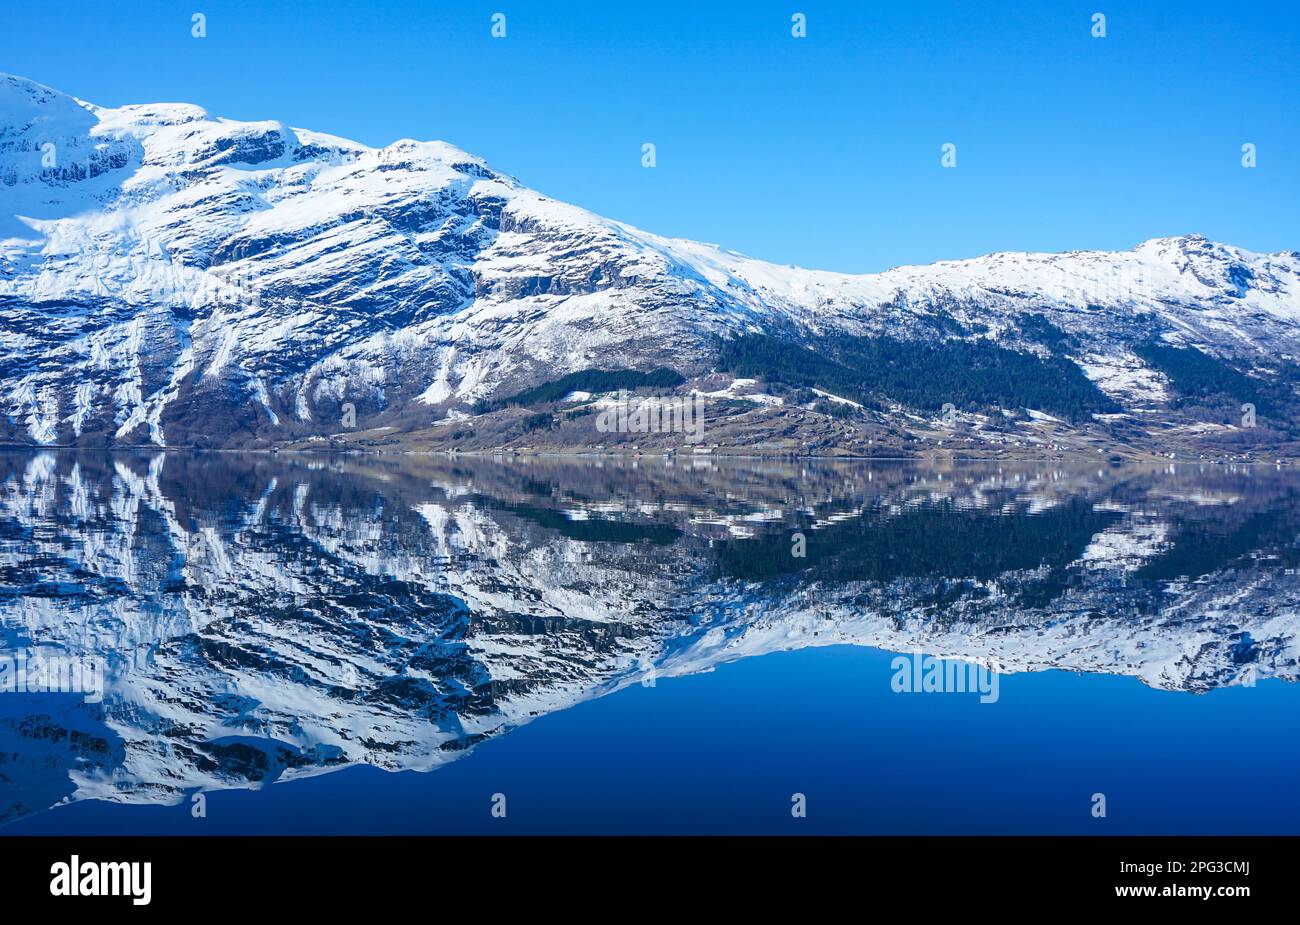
2 452 1298 834
9 645 1300 835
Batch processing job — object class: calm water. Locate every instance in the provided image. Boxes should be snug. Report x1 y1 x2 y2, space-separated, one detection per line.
1 450 1297 834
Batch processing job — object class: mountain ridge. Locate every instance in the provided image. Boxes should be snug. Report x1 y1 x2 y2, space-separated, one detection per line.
3 73 1299 456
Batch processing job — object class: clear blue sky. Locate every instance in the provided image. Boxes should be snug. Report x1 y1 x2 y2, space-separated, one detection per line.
2 0 1296 273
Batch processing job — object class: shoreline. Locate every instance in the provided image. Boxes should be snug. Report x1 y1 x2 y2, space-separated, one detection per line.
1 443 1293 465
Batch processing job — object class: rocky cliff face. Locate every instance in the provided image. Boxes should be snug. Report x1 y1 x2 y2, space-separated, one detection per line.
0 451 1296 823
3 73 1300 452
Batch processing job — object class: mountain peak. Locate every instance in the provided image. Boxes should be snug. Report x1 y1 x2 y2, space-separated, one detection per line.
0 72 96 143
0 72 79 108
1135 232 1214 255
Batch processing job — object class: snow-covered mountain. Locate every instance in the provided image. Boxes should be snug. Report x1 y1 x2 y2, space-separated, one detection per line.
3 73 1299 451
1 452 1296 823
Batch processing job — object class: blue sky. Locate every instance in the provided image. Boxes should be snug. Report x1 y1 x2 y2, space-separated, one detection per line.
2 0 1296 272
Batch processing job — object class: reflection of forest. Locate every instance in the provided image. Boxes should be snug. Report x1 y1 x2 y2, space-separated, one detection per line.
0 450 1297 824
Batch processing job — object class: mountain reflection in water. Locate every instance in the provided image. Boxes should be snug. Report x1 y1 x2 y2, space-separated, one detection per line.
1 450 1298 832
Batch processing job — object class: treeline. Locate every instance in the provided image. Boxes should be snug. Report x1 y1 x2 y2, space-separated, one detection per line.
712 497 1119 585
1136 500 1300 582
490 499 683 545
1017 313 1073 352
716 333 1118 423
1134 342 1268 412
476 367 685 413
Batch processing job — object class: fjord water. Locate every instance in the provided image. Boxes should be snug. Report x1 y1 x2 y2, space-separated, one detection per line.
1 451 1297 835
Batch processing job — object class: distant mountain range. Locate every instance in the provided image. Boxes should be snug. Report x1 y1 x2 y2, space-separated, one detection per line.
3 73 1299 456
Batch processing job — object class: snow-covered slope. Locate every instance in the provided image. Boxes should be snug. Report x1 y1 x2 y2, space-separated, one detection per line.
3 73 1299 447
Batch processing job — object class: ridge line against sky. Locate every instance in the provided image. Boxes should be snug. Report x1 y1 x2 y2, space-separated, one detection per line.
1 0 1296 275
